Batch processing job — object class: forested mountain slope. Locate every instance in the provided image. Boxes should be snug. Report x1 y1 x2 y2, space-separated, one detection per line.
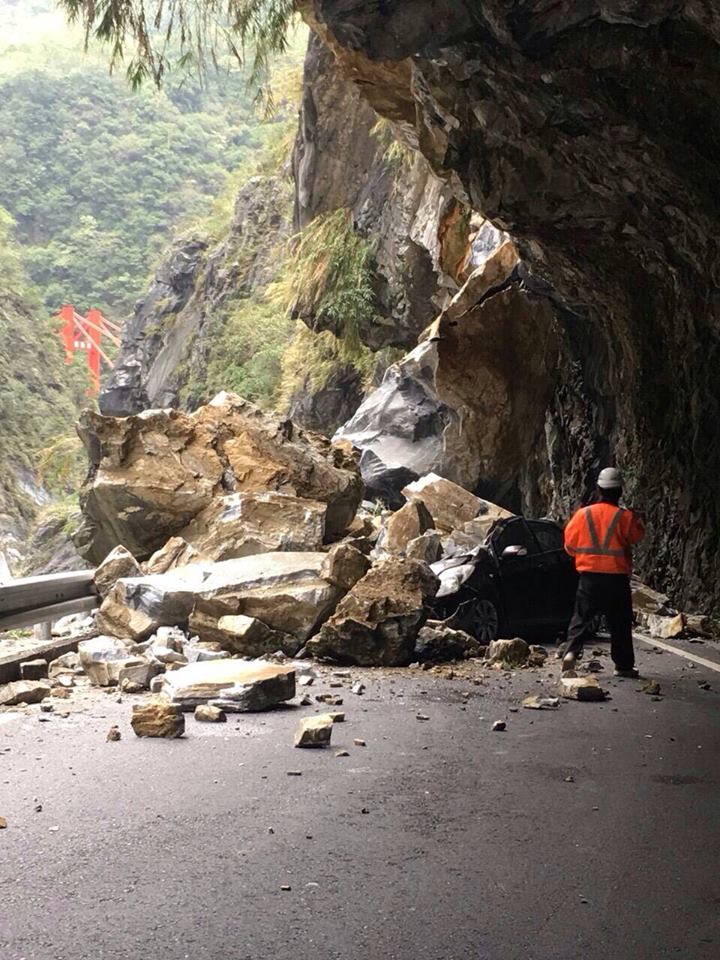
0 0 286 322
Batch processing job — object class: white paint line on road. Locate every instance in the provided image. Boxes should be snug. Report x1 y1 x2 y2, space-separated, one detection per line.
634 632 720 674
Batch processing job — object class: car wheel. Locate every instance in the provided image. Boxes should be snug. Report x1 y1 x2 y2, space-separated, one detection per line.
471 596 501 644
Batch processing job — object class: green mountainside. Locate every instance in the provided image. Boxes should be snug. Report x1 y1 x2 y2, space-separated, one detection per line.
0 0 284 323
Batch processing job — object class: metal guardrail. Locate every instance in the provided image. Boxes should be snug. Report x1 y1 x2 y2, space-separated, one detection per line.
0 569 97 632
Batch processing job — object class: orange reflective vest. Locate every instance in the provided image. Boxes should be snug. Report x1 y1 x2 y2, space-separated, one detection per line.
564 502 645 575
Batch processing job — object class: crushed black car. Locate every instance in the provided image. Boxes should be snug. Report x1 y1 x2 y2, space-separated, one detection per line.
427 516 578 643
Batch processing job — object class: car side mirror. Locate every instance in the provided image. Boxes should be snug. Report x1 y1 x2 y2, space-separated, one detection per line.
501 545 528 559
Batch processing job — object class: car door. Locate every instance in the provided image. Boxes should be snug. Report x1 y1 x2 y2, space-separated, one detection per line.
490 518 549 634
526 519 578 628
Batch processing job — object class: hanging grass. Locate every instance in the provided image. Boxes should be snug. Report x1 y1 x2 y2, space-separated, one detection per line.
279 208 378 360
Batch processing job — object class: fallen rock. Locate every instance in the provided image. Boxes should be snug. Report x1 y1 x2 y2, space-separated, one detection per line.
189 552 345 644
182 492 327 561
96 564 209 641
415 622 482 663
182 640 229 663
527 645 548 667
560 676 607 702
106 725 121 741
522 695 560 710
75 392 363 563
402 474 485 535
78 636 134 686
647 613 685 639
642 681 662 696
144 537 204 575
194 705 226 723
48 652 81 680
94 545 143 599
487 638 529 667
131 701 185 738
492 720 506 731
406 530 443 564
382 500 435 555
294 714 334 748
683 614 715 638
208 614 298 658
307 557 439 666
0 680 52 706
320 542 371 591
631 577 673 619
20 659 48 681
100 552 344 645
163 659 295 711
116 657 159 690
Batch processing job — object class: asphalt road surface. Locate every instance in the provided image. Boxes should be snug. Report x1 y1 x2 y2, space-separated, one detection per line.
1 638 719 960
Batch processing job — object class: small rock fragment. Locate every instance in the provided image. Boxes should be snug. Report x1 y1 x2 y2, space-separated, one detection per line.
0 816 7 829
492 720 506 731
487 638 529 668
280 885 292 892
335 749 350 757
560 676 607 702
522 695 560 710
641 681 661 696
416 713 430 721
353 738 367 747
194 705 226 723
287 770 302 776
327 712 345 723
106 726 121 742
131 701 185 738
351 682 366 696
294 714 334 748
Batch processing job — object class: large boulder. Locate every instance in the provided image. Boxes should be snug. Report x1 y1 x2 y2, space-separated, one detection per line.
198 614 299 658
96 565 209 641
75 392 362 563
335 242 555 507
162 659 296 711
403 473 511 535
189 552 344 643
180 492 327 560
98 552 345 643
307 557 439 666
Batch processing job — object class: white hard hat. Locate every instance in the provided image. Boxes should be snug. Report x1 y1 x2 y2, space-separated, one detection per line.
597 467 623 489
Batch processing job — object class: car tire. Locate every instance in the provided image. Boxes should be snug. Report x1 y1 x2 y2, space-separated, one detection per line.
470 594 502 644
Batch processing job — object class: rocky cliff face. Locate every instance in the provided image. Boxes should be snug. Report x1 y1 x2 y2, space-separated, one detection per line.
100 175 292 416
296 0 720 612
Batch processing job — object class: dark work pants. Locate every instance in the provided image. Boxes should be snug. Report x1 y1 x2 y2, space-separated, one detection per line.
565 573 634 670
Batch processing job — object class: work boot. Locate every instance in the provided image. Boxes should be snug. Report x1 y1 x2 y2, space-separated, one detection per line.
562 652 577 674
613 667 640 679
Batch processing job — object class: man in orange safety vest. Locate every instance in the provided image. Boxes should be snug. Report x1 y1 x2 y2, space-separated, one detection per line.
562 467 645 678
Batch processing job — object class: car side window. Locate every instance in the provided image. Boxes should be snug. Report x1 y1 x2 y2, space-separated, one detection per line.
492 519 540 556
528 521 564 553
